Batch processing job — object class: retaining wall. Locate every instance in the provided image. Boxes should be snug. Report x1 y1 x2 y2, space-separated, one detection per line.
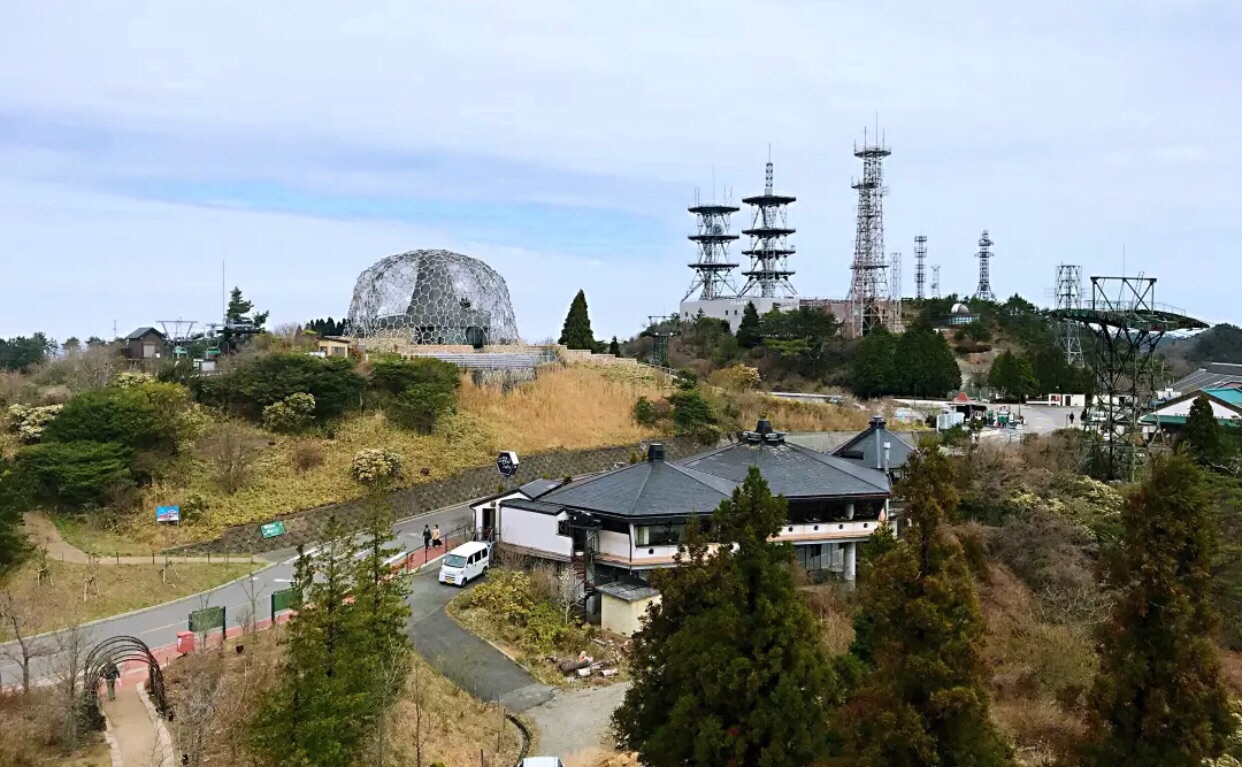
171 436 707 555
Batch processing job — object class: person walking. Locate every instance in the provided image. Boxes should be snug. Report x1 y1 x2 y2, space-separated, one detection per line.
104 661 120 700
422 525 432 556
431 524 442 550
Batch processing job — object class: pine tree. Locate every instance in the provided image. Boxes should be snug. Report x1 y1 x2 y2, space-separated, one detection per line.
736 301 762 348
608 336 621 356
853 327 897 398
841 449 1013 767
558 289 596 350
613 468 840 767
225 287 269 328
1082 455 1233 767
1183 393 1225 467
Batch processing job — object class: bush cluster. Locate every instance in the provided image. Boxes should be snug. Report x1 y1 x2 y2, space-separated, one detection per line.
369 357 460 434
5 403 62 443
351 448 402 486
261 392 316 433
464 569 577 650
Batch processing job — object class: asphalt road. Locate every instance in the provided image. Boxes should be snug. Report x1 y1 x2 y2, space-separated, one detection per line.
0 500 478 687
407 569 553 712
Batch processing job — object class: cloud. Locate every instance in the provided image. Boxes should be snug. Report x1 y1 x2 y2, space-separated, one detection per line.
2 0 1242 340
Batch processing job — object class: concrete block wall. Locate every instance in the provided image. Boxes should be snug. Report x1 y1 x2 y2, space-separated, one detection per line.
171 436 707 555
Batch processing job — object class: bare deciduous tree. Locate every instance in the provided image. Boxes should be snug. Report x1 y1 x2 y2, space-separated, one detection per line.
173 652 227 767
0 589 51 693
63 344 123 393
196 420 262 494
51 617 92 751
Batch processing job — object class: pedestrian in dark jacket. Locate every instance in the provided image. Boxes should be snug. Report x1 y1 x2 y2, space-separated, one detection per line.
422 525 432 555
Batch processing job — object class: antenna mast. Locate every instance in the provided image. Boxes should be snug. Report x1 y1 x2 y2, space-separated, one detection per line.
931 265 941 299
847 126 896 335
738 157 797 299
683 188 740 301
973 230 997 302
914 235 928 300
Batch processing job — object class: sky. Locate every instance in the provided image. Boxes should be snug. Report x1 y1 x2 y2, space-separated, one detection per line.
2 0 1241 343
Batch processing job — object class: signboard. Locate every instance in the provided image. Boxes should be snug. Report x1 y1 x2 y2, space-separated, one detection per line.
188 606 226 634
156 505 181 523
260 521 287 539
271 588 294 620
496 451 519 478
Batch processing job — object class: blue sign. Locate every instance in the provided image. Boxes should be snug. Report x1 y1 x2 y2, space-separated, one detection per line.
496 451 519 478
156 505 181 523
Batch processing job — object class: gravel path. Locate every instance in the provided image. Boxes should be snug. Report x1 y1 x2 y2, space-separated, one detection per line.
526 682 631 762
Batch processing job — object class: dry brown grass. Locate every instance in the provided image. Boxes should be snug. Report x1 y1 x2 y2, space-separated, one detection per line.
0 689 109 767
164 628 524 767
458 365 664 452
800 580 857 656
728 391 872 433
0 558 257 641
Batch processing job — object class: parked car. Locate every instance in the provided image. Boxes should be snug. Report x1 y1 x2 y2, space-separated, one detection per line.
438 541 491 586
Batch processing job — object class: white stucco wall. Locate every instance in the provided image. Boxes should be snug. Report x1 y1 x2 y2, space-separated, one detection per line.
601 593 661 637
1154 398 1241 420
497 504 572 559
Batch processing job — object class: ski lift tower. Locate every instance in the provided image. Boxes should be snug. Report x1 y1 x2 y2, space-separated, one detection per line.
1049 276 1207 480
644 315 680 369
158 320 198 360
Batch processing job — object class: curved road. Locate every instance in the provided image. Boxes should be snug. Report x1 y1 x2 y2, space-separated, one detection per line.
1 500 479 687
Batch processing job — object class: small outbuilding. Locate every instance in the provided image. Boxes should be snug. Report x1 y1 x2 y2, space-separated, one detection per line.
597 581 660 638
124 327 166 360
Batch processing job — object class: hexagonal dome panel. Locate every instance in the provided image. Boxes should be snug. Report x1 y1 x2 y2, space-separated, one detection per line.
346 249 520 345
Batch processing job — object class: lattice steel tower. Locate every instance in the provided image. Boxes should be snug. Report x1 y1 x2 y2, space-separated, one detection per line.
914 235 928 300
683 190 740 301
1055 264 1084 366
739 160 797 298
848 128 893 335
973 230 997 302
931 265 941 298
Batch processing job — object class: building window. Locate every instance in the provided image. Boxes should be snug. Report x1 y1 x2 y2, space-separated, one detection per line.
636 523 684 546
557 519 570 537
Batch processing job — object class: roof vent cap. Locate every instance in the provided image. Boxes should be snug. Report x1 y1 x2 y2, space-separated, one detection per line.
756 418 774 435
647 443 666 462
869 415 886 430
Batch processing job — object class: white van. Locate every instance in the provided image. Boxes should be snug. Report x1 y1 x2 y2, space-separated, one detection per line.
438 541 491 586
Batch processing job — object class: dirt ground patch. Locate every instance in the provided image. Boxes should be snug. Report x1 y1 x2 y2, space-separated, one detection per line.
527 683 630 765
0 557 257 641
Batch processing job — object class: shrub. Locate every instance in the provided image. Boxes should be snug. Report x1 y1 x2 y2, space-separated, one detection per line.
708 364 761 391
43 382 188 452
369 357 460 399
292 443 324 472
196 421 264 494
112 370 153 389
262 392 316 433
465 569 576 650
351 448 402 485
5 403 62 443
385 383 456 434
193 353 365 421
10 440 133 509
632 396 661 427
668 389 715 436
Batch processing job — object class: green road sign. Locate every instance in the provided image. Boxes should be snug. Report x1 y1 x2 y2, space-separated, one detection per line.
260 521 286 539
189 605 226 634
270 588 294 621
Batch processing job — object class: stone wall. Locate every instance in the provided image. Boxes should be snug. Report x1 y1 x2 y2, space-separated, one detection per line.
171 436 707 555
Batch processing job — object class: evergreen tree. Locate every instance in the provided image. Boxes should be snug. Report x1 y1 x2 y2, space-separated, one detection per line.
1081 456 1233 767
608 336 621 356
841 448 1013 767
736 301 762 349
558 290 596 350
988 350 1036 401
225 287 269 328
894 326 961 397
1183 393 1226 467
853 327 897 398
613 468 841 767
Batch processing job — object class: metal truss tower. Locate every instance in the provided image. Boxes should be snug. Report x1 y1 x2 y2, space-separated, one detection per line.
1050 276 1207 480
683 190 740 301
1054 264 1085 366
739 160 797 299
847 128 894 336
914 235 927 300
888 253 904 332
973 230 997 302
931 265 941 298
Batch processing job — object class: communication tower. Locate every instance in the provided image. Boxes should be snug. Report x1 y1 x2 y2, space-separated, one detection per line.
1054 264 1084 366
888 252 904 333
739 158 797 298
973 230 997 302
914 235 928 300
847 128 894 335
683 190 740 301
931 265 941 299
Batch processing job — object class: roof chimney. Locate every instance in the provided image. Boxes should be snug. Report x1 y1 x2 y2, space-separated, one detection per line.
647 443 666 462
883 441 892 473
756 418 773 435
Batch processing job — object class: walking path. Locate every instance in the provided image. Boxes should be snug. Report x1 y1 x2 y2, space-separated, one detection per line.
21 513 257 565
101 684 168 767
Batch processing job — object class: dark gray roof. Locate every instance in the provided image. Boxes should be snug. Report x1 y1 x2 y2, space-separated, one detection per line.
596 581 660 602
1171 363 1242 396
126 327 165 340
518 478 563 498
832 417 917 471
679 441 890 499
526 460 734 519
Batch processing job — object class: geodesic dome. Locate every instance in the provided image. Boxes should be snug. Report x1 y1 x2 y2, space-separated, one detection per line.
345 249 520 345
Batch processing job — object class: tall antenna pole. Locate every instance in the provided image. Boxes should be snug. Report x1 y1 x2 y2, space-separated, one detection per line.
972 230 997 302
847 126 894 336
1054 264 1084 366
221 260 227 323
914 234 928 300
684 187 741 301
931 265 941 299
738 156 797 299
